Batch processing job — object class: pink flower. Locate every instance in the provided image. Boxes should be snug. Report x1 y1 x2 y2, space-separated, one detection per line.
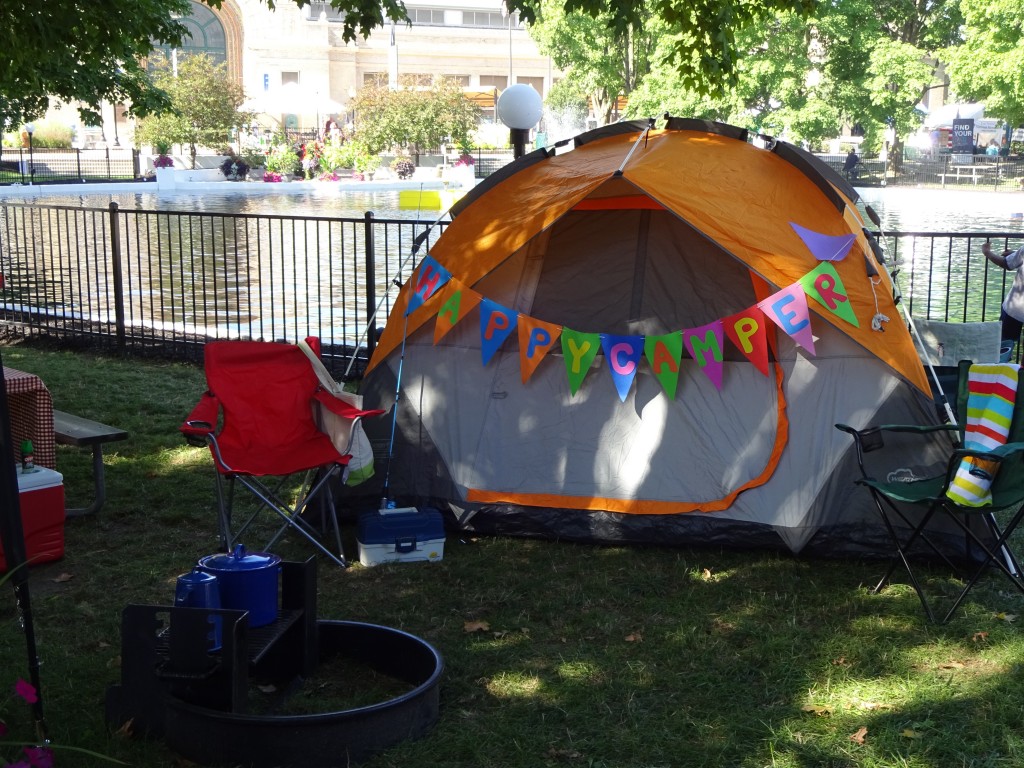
15 679 37 704
23 745 55 768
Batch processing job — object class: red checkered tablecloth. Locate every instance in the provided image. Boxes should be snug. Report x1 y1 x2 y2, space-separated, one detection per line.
3 367 56 469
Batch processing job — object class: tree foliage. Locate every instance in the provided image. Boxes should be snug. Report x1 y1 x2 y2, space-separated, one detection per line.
513 0 817 94
943 0 1024 128
619 0 964 155
134 53 246 167
0 0 410 132
529 0 659 124
352 78 480 157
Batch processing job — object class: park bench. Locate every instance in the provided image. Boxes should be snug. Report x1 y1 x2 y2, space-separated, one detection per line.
54 409 128 517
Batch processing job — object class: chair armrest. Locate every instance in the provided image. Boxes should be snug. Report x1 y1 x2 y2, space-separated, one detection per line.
836 421 961 479
180 392 220 438
313 388 385 420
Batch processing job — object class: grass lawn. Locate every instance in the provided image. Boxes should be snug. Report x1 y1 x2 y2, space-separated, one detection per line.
2 342 1024 768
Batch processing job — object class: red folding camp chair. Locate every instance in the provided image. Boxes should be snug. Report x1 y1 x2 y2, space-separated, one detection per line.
181 339 382 567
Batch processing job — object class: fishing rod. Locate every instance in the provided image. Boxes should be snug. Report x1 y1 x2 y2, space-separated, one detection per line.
864 203 957 425
342 185 449 380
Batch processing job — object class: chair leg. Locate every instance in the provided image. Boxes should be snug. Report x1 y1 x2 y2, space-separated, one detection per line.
939 506 1024 623
872 499 940 623
236 468 349 568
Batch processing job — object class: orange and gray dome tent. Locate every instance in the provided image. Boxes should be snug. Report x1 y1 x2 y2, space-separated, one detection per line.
358 118 955 556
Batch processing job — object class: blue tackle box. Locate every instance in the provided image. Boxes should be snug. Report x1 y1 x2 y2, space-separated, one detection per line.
357 507 446 566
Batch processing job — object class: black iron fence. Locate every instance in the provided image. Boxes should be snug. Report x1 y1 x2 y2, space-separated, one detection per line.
0 147 139 186
0 201 1022 375
817 152 1024 190
0 202 448 377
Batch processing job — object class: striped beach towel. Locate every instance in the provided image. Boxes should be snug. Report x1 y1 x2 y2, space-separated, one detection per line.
946 363 1021 507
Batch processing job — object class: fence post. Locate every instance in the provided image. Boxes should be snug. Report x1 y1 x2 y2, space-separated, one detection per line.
364 211 377 360
132 149 140 181
108 202 127 353
76 148 83 182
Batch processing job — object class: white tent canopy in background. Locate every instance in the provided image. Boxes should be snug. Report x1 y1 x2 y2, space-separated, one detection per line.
239 83 345 121
923 102 985 129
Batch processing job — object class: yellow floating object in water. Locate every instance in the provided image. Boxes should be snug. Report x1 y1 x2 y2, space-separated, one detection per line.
399 189 464 209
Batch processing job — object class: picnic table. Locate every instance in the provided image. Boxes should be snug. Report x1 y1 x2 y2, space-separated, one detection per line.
3 366 56 469
937 163 999 186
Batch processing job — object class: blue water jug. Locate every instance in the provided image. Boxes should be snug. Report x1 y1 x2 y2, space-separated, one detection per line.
174 567 223 651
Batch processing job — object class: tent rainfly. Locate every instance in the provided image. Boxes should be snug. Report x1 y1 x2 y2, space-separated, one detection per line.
358 118 961 557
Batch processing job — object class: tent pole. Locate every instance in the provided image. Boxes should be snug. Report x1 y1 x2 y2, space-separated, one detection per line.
614 118 655 176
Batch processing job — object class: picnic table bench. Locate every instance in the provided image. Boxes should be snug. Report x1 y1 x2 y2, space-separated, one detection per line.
54 409 128 517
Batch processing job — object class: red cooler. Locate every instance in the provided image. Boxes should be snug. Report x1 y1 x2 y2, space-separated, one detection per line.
0 466 65 572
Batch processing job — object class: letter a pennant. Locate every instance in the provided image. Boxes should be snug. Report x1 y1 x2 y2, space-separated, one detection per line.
601 334 645 402
799 262 859 328
434 281 482 343
405 254 452 316
479 298 518 365
561 328 601 396
758 284 815 354
518 316 562 384
644 332 683 399
723 307 770 376
683 320 725 390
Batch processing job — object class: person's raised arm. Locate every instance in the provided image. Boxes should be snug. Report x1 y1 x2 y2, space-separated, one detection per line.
983 241 1013 270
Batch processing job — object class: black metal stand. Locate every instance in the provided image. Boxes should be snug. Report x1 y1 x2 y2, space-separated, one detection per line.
105 557 318 736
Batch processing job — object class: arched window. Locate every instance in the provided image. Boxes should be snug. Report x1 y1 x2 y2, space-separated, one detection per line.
150 1 227 69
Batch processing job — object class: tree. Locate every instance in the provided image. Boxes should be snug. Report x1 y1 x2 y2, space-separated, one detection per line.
134 53 246 168
943 0 1024 129
529 0 659 125
352 78 480 160
0 0 410 132
514 0 817 95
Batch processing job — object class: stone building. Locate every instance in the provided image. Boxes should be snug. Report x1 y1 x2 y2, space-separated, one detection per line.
74 0 558 147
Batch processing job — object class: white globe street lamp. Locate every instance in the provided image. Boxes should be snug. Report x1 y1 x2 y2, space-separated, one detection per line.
496 84 542 159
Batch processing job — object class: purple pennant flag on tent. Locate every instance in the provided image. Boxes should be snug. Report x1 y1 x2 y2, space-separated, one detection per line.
600 334 645 402
479 298 518 365
790 222 856 262
682 320 725 390
405 254 452 316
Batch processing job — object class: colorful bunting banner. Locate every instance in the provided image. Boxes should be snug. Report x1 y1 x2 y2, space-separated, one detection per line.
479 298 518 365
561 328 601 396
433 281 482 343
723 307 770 376
412 243 873 398
644 332 683 399
799 262 859 328
791 222 856 262
518 316 562 384
758 284 815 354
601 334 645 402
405 254 451 316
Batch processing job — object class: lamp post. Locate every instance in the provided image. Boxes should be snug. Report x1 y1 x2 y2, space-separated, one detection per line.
497 83 542 160
112 102 121 148
25 123 35 185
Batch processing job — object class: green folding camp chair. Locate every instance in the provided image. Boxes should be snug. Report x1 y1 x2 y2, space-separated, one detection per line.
836 360 1024 623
